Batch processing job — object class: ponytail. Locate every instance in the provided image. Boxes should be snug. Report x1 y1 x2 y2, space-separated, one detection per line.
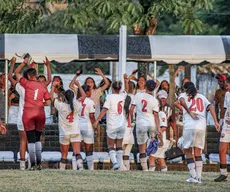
64 90 75 113
124 95 131 118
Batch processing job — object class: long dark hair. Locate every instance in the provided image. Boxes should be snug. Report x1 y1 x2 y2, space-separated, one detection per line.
158 80 169 93
184 82 197 99
124 95 131 118
53 76 64 93
64 90 75 113
85 77 97 89
137 76 146 90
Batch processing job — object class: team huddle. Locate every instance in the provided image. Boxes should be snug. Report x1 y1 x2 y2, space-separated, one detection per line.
1 54 230 184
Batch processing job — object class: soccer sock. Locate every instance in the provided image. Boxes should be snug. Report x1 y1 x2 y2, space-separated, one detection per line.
140 153 148 171
161 166 168 172
76 154 83 170
27 143 36 167
60 158 67 170
220 164 228 176
72 154 77 170
86 152 94 170
123 155 130 170
35 142 42 165
186 158 196 178
108 148 118 165
19 159 26 171
195 156 203 179
116 148 127 170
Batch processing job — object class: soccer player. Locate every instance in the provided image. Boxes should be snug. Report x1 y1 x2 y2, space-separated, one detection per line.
214 76 230 182
93 81 127 170
130 79 161 171
69 71 96 170
15 62 51 170
178 82 219 183
51 79 86 170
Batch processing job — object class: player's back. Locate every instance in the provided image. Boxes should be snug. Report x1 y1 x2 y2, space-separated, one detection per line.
134 92 159 127
181 93 210 130
104 93 126 129
78 98 95 124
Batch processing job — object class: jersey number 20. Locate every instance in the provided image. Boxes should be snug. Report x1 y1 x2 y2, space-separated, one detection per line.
189 98 204 112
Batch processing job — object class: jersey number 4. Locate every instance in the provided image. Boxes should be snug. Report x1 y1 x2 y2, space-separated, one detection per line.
189 98 204 112
66 113 74 122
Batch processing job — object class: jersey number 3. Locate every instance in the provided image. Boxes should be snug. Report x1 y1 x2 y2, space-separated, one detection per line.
189 98 204 112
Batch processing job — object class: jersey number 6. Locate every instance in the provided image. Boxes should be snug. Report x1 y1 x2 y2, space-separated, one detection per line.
117 101 123 114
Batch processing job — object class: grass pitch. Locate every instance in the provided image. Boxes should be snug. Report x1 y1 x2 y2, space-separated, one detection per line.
0 170 229 192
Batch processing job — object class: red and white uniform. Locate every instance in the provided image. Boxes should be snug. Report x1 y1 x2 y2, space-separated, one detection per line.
103 92 127 139
54 99 81 145
78 98 95 144
15 83 25 131
132 92 159 145
220 91 230 142
20 77 50 131
179 93 210 149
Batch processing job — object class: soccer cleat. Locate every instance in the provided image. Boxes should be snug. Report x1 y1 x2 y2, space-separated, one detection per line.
214 175 228 182
112 163 119 170
28 166 37 171
197 178 202 184
149 166 156 172
186 177 198 183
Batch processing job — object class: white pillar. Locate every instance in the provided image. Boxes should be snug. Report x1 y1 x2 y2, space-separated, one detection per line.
153 61 157 97
4 59 8 123
191 65 197 87
118 25 127 87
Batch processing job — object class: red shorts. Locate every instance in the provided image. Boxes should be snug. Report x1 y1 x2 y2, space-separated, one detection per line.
22 108 45 132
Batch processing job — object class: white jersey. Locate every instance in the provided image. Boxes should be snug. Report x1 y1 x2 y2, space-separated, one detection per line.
179 93 210 131
224 92 230 118
133 92 159 128
103 92 127 130
54 99 81 136
78 97 95 128
15 83 25 122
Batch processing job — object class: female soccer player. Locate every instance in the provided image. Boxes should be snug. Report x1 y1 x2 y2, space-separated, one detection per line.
93 81 127 170
51 82 86 170
215 76 230 182
69 71 96 170
130 79 161 171
178 82 219 183
84 68 109 118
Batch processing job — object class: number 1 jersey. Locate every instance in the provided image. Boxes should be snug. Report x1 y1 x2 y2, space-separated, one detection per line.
179 93 210 131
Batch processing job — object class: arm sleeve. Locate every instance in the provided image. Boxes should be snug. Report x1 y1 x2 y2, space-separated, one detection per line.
131 94 137 106
19 77 28 88
15 83 22 95
203 96 211 110
103 95 111 110
153 99 159 113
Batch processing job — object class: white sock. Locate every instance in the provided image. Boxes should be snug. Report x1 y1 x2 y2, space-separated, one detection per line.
140 157 148 171
60 162 66 170
20 160 25 171
149 166 156 172
195 161 203 179
116 150 127 170
27 156 31 169
28 143 36 167
123 159 130 170
220 168 228 176
72 156 77 170
35 142 42 165
188 163 196 178
86 155 94 170
109 150 118 165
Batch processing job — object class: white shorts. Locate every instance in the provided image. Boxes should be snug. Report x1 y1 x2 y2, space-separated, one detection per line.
8 106 19 124
183 129 205 149
59 134 81 145
220 123 230 143
136 126 157 145
80 124 94 144
17 117 24 131
152 140 170 158
107 126 125 140
122 127 134 145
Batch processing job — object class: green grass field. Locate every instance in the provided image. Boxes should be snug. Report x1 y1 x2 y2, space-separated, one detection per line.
0 170 229 192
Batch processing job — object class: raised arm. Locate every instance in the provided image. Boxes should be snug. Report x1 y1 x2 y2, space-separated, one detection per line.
15 58 29 81
69 70 81 96
75 81 86 101
95 68 109 92
123 73 129 92
43 57 51 87
8 57 17 87
50 81 59 102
